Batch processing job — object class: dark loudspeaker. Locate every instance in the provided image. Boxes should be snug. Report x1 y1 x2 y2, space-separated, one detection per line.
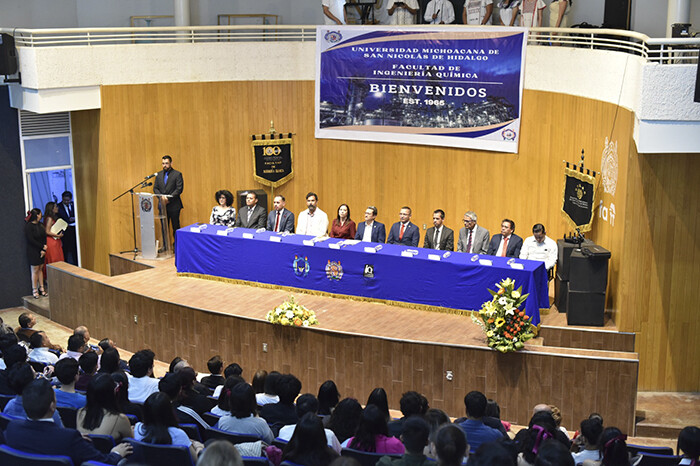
556 238 593 281
0 34 18 76
566 291 605 326
603 0 630 30
569 250 609 293
555 275 568 313
236 189 268 215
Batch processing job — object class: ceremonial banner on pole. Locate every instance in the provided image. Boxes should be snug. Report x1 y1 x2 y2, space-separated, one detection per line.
561 167 597 232
315 26 527 153
251 133 294 188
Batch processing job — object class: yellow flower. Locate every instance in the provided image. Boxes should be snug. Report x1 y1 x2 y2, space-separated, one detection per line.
512 290 521 299
280 318 289 326
495 318 505 328
486 330 494 338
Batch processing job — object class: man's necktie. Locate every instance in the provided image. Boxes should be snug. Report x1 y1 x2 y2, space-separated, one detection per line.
274 211 281 232
434 228 440 249
502 236 509 257
466 229 473 253
399 223 406 240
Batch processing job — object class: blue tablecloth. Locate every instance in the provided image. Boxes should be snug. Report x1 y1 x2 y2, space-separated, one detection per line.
175 225 548 325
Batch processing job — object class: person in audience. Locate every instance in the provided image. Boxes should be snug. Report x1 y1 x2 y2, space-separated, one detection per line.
433 424 468 466
260 373 302 434
128 349 160 403
424 408 451 459
0 331 19 372
98 346 121 374
4 378 132 464
457 391 505 452
519 224 558 271
468 441 516 466
487 219 523 257
235 191 267 229
252 369 267 394
267 195 295 233
297 192 329 237
59 333 87 361
214 362 246 398
135 391 204 462
424 0 455 23
74 325 92 346
28 331 59 365
210 189 236 227
76 350 99 391
0 343 27 394
202 355 226 390
279 393 342 453
283 412 340 466
423 209 454 251
366 387 391 423
585 427 630 466
387 206 420 247
111 370 144 420
169 356 185 374
318 379 340 424
179 366 213 413
346 404 405 454
678 426 700 465
388 391 429 438
458 211 490 254
330 204 357 239
516 411 570 466
463 0 493 24
211 374 245 417
534 439 574 465
256 370 280 406
484 399 510 434
3 363 64 426
216 382 274 443
355 206 387 243
159 372 211 435
328 397 363 444
197 440 244 466
25 208 48 298
53 357 86 409
322 0 347 25
379 415 432 466
15 312 38 342
571 418 603 465
98 338 129 372
77 373 133 442
387 0 419 24
497 0 520 26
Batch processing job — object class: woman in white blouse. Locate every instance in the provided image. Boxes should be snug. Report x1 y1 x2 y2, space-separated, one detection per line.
210 190 236 227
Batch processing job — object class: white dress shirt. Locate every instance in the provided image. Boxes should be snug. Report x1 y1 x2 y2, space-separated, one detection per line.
28 347 59 365
464 0 493 24
296 208 329 237
497 234 513 256
387 0 419 25
127 375 160 403
278 424 342 453
322 0 347 25
519 235 558 269
362 221 375 242
432 227 443 249
424 0 455 24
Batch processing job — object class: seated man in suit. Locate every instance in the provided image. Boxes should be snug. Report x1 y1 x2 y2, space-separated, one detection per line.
457 211 490 254
423 209 454 251
355 205 386 243
267 195 295 233
520 223 558 271
387 206 420 247
4 378 132 464
486 218 523 258
235 191 267 229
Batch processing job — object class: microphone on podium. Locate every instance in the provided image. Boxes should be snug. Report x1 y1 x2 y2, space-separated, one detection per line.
144 172 157 180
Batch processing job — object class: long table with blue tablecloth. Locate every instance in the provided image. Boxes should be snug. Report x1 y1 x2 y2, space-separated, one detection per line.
175 225 549 325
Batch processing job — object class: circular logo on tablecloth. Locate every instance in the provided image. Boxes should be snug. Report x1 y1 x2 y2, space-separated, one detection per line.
140 198 152 213
325 260 343 280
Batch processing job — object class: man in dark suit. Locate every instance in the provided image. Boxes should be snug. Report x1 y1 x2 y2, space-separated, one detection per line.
423 209 454 251
4 378 132 464
153 155 184 242
486 218 523 257
387 206 420 247
56 190 77 265
354 205 386 243
235 191 267 229
267 195 295 233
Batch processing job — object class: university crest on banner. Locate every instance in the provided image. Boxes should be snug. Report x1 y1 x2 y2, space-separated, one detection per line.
251 126 294 188
562 165 597 232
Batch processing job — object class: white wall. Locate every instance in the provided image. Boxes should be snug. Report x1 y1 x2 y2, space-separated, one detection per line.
0 0 78 28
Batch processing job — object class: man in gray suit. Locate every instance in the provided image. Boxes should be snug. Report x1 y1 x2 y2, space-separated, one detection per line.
234 191 267 229
457 211 490 254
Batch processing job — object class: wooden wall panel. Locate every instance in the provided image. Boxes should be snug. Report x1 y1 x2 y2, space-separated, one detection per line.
108 254 153 276
48 265 638 433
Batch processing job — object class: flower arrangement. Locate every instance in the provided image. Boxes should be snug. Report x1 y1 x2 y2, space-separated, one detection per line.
266 296 319 327
472 278 536 353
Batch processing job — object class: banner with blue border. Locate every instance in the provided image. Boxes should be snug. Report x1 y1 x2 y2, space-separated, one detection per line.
315 27 528 153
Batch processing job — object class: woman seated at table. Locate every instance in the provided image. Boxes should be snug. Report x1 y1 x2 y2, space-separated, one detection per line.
210 189 236 227
330 204 356 239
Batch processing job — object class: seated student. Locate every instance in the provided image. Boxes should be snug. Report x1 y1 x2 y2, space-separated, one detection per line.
198 440 244 466
27 331 59 365
127 349 160 403
98 338 129 372
53 357 87 409
467 441 516 466
535 439 574 466
388 391 429 438
252 370 267 394
278 393 342 453
178 366 213 415
3 363 64 426
571 418 603 465
76 351 99 391
378 416 433 466
433 424 468 466
111 370 143 421
260 373 302 435
328 397 363 445
484 399 510 435
255 370 280 406
4 378 132 464
15 312 39 343
366 387 391 423
515 411 571 466
216 382 274 443
424 408 450 460
158 372 210 435
211 375 245 417
457 391 505 453
582 427 631 466
282 413 339 466
201 355 226 390
678 426 700 466
77 373 133 442
58 333 87 361
317 379 340 426
98 346 121 374
0 343 27 394
214 362 245 398
135 391 204 462
345 404 405 455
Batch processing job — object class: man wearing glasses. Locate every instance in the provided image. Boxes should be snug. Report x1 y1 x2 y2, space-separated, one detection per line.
457 211 490 254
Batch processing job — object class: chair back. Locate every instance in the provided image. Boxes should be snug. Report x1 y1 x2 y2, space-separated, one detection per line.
0 412 18 431
243 456 270 466
635 453 683 466
202 427 262 445
341 448 402 466
0 444 73 465
56 405 78 429
125 413 139 425
179 423 202 442
86 434 116 454
0 393 13 410
272 438 289 450
202 411 220 426
627 444 674 456
125 437 195 466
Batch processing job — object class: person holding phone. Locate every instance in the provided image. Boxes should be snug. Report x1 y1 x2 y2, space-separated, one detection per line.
424 0 455 24
388 0 419 25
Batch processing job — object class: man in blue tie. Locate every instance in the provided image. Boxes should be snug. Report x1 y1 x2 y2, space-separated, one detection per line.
154 155 184 245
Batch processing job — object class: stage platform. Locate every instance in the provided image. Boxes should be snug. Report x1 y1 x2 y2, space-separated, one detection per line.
45 254 639 433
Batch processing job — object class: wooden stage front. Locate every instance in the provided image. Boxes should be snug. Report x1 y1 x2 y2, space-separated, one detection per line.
47 254 639 433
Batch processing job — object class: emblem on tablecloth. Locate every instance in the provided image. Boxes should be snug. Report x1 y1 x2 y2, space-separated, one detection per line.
363 264 375 279
293 255 310 277
325 260 344 280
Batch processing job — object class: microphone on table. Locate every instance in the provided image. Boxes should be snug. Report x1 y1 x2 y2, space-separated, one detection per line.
144 172 157 180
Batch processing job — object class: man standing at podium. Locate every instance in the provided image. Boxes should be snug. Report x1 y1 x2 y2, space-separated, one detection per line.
154 155 184 244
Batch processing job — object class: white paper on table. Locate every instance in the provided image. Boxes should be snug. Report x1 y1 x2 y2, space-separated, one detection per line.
401 251 414 258
303 240 315 247
478 259 493 266
343 240 361 245
190 226 202 233
509 262 524 270
216 229 229 237
269 236 282 243
328 242 342 249
363 246 377 253
242 233 254 239
427 254 441 261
